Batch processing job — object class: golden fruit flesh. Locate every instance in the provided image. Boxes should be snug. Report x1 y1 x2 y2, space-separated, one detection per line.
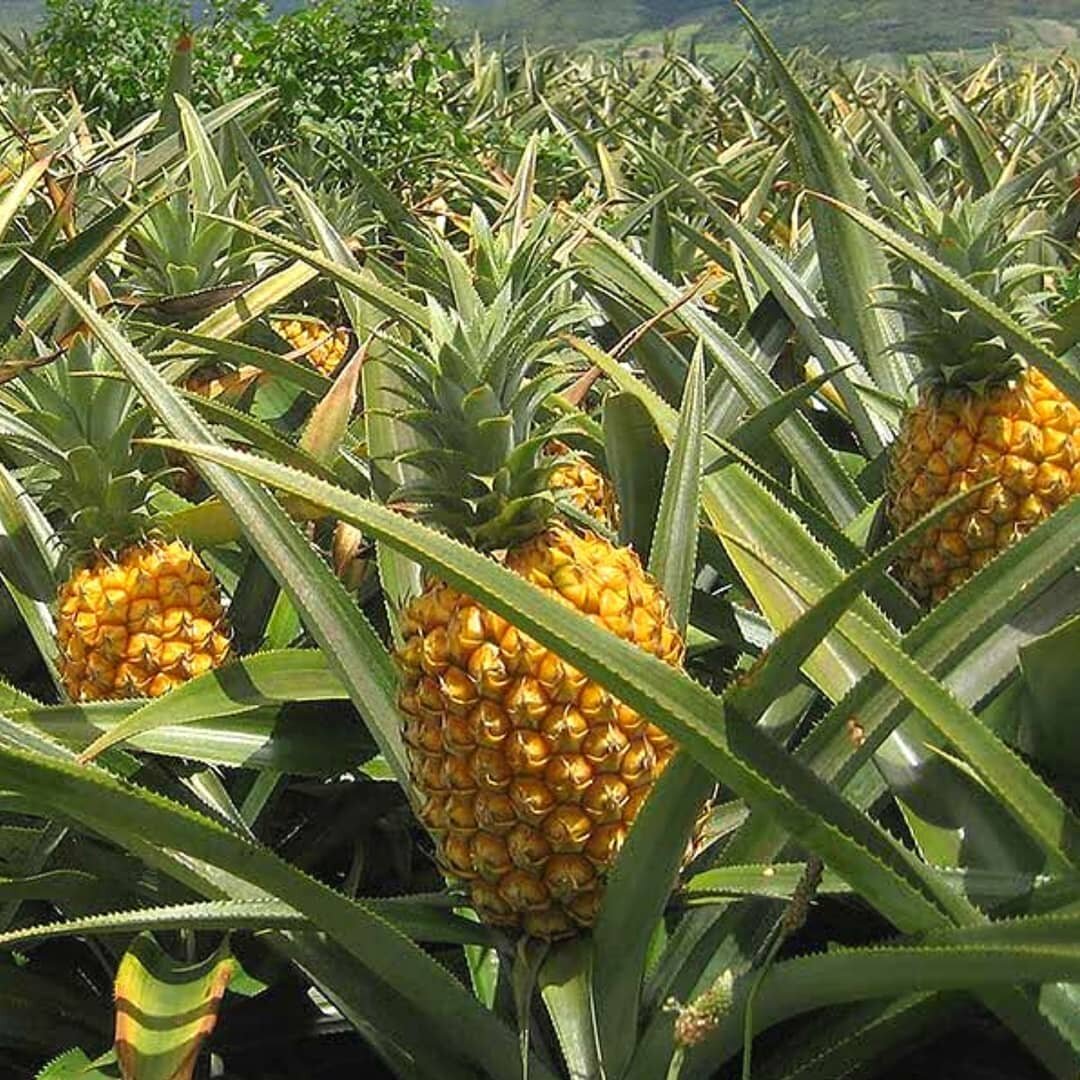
396 524 684 938
57 540 232 701
273 317 350 377
889 368 1079 604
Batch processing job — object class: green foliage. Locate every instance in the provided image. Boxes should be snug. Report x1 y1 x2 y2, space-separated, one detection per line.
34 0 187 129
33 0 464 180
219 0 463 175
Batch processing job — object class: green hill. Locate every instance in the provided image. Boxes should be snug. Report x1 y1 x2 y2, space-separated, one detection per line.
2 0 1078 57
0 0 43 30
451 0 1080 58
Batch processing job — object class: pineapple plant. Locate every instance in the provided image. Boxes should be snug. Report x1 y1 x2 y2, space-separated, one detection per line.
391 234 683 939
884 198 1080 604
3 338 231 701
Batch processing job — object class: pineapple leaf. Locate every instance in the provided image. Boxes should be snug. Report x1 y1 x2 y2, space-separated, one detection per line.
573 216 868 526
633 141 891 455
723 519 1080 870
736 2 912 399
158 258 319 361
748 993 959 1080
11 697 373 776
298 347 363 467
36 1047 115 1079
649 347 705 629
150 325 330 395
204 212 430 330
0 157 51 247
0 462 62 695
112 932 234 1080
539 938 603 1080
0 897 489 951
602 392 668 558
179 390 338 479
690 914 1080 1071
0 744 551 1080
75 649 348 763
175 96 228 215
721 477 996 725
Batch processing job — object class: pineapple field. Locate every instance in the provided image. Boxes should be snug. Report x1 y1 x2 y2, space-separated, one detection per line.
0 1 1077 1077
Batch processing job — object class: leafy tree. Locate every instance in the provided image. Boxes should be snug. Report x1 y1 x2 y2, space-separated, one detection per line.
34 0 188 129
216 0 463 178
33 0 464 180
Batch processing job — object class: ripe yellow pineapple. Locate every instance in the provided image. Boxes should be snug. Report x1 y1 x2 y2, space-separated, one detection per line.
398 525 681 938
886 199 1079 604
889 369 1078 603
272 315 350 377
6 338 231 701
57 539 230 701
389 237 684 938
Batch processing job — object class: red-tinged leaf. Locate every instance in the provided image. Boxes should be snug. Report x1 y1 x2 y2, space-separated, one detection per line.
299 343 365 467
114 933 234 1080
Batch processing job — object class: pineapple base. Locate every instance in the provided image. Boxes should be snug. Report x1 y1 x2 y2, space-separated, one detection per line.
889 367 1079 604
57 539 232 701
396 524 684 939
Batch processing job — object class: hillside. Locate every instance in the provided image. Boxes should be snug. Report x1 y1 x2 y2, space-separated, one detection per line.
0 0 41 30
451 0 1080 57
1 0 1078 57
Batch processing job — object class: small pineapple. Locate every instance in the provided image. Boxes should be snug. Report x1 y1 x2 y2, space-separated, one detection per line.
57 539 231 701
544 440 619 530
272 315 351 377
390 224 683 939
886 198 1079 604
4 339 231 700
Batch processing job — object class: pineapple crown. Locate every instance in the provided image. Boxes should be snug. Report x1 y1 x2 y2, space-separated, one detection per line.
126 102 254 307
381 209 592 550
129 185 249 302
881 190 1052 395
0 337 165 561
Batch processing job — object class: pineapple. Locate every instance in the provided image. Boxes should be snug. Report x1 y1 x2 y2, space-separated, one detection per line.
886 199 1080 604
543 440 619 531
3 339 231 701
391 233 683 939
272 315 351 377
57 539 231 701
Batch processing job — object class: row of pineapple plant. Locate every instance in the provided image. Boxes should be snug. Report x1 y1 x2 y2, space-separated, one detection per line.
0 11 1074 1080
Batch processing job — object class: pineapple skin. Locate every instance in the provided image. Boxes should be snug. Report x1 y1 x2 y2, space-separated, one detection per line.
57 540 232 701
546 448 619 531
396 524 683 939
889 367 1079 604
273 317 350 377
